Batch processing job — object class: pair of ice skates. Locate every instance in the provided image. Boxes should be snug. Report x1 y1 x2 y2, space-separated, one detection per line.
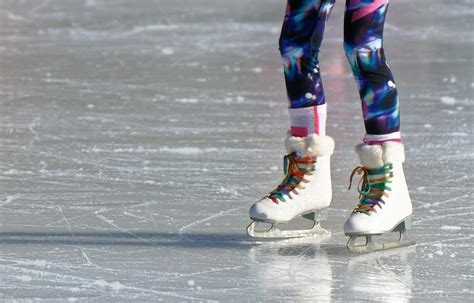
247 133 415 253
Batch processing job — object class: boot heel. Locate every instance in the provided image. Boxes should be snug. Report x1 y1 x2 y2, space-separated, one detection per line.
394 215 413 232
302 207 328 222
404 216 413 230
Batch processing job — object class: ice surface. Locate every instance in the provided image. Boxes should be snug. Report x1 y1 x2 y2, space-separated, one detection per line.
0 0 473 301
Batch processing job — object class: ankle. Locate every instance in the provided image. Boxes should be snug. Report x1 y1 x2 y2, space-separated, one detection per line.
363 131 402 145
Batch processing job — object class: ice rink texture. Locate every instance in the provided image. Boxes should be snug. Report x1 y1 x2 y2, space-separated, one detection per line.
0 0 473 301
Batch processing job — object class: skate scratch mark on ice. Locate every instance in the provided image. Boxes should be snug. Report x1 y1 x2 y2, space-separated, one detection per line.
0 264 203 301
178 206 246 243
414 211 473 224
45 210 98 227
144 265 246 281
123 211 146 220
0 257 96 273
170 265 245 277
95 208 153 244
375 258 407 287
35 150 138 176
414 194 470 210
143 198 160 230
0 194 21 207
30 0 51 13
29 179 78 188
287 233 332 284
127 201 175 223
27 117 41 149
27 117 40 138
288 245 315 283
417 235 473 246
57 206 96 267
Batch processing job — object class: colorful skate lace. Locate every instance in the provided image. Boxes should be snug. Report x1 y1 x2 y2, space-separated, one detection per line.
348 163 393 215
266 152 317 204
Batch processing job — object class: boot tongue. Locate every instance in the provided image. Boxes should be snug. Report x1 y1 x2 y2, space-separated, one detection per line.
367 163 393 179
290 152 316 173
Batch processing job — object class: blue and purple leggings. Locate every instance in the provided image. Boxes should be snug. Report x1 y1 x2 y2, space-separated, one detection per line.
280 0 401 144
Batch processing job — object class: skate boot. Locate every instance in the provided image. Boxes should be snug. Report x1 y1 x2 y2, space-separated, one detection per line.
247 132 335 238
344 142 416 253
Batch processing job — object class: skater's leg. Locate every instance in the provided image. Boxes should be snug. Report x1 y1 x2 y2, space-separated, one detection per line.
247 0 337 238
342 1 415 252
343 0 401 144
279 0 336 136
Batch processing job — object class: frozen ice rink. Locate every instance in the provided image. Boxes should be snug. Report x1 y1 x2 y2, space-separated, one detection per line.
1 0 473 301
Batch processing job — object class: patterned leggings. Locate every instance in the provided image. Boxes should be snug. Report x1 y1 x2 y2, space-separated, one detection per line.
280 0 400 141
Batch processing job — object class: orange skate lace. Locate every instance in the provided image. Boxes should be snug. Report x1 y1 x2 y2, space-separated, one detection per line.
348 163 393 214
266 152 316 204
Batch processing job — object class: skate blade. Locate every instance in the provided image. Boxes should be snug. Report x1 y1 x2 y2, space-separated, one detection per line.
246 220 330 239
347 236 416 253
346 219 416 253
247 208 329 239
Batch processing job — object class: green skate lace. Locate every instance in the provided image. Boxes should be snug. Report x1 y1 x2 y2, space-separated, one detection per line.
348 163 393 215
266 152 316 204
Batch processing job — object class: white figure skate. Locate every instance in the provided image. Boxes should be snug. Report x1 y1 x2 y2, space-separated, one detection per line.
344 142 416 253
247 132 334 238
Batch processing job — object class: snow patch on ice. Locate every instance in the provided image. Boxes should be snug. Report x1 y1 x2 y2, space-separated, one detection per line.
161 47 174 55
85 0 98 7
440 96 456 105
443 75 457 83
16 275 33 282
3 169 34 175
440 225 462 231
81 146 222 155
15 259 47 267
143 180 160 185
159 147 218 155
219 186 239 196
1 194 21 206
449 132 467 137
175 98 199 104
7 12 25 21
187 279 195 287
83 146 154 153
93 279 125 291
421 202 431 208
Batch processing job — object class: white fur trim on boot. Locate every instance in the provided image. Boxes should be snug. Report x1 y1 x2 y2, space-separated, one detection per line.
355 141 405 169
383 141 405 164
285 131 335 157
